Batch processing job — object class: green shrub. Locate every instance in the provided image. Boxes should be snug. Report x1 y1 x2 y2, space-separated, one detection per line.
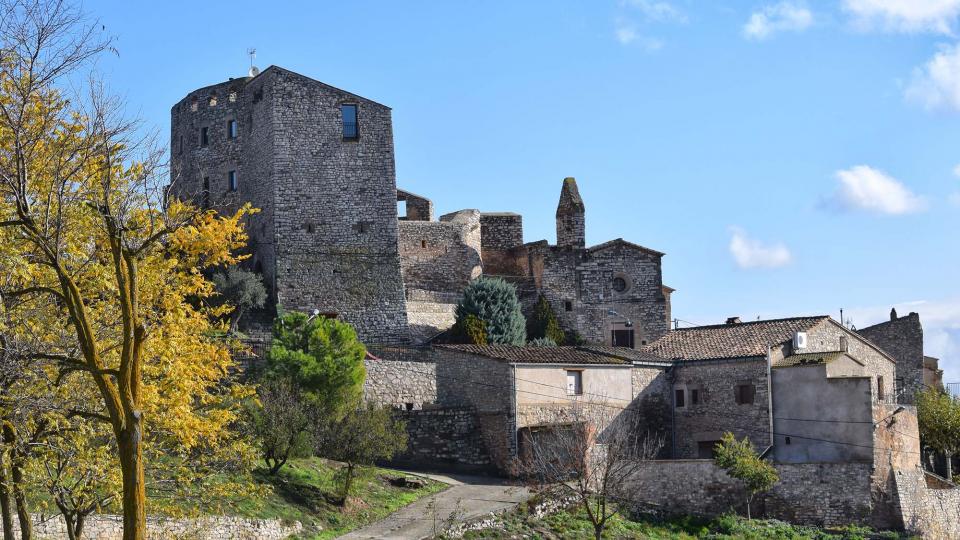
528 337 557 347
454 277 526 345
527 295 565 345
563 329 586 346
451 314 487 345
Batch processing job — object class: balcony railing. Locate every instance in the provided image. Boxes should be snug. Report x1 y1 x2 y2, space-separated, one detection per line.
343 122 358 140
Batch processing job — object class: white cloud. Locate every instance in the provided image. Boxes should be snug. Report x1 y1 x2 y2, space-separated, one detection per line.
728 227 793 269
953 163 960 177
844 299 960 383
843 0 960 34
621 0 687 23
823 165 927 215
905 43 960 111
949 191 960 207
743 2 814 40
614 19 664 50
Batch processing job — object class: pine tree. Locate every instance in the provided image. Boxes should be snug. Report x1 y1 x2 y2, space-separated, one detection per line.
454 277 526 345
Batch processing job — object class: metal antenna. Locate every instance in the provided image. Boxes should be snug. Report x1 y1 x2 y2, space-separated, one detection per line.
247 47 256 68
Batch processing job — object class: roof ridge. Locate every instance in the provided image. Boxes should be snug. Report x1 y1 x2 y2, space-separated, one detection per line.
672 315 830 332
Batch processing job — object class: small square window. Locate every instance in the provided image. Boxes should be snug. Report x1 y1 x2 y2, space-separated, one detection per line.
200 127 209 147
566 370 583 396
675 389 685 408
342 104 358 140
227 119 238 139
564 301 573 312
227 170 237 192
421 239 427 248
735 384 756 405
691 389 700 405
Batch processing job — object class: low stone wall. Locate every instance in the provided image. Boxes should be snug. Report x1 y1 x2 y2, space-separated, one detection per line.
622 460 875 527
13 514 301 540
390 407 496 473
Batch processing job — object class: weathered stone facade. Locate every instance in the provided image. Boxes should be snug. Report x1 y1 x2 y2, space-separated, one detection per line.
398 209 482 295
857 311 925 404
363 350 438 409
670 358 772 459
169 66 409 344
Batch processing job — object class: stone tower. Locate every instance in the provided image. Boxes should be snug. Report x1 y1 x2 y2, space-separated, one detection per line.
556 177 585 248
168 66 409 344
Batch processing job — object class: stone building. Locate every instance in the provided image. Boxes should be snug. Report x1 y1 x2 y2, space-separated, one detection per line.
168 66 410 344
857 310 927 403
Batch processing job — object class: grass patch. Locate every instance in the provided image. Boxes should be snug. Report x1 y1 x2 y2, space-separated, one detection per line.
457 500 912 540
176 457 446 539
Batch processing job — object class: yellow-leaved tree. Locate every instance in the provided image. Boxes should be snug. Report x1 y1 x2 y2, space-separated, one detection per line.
0 1 258 538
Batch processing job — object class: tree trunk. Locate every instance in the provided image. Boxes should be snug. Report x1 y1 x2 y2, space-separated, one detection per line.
10 460 30 540
746 495 752 520
947 451 954 481
62 513 77 540
118 416 146 540
340 464 355 506
0 460 15 540
75 514 85 540
594 523 603 540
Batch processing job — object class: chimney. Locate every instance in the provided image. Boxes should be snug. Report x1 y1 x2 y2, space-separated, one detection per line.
890 307 898 321
726 317 742 325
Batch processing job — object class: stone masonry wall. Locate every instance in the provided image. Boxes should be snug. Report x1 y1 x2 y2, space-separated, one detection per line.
857 313 925 404
671 358 771 459
389 407 495 473
398 209 482 295
894 468 960 539
631 365 672 457
480 213 525 276
363 352 437 409
13 514 301 540
799 319 897 403
622 460 875 527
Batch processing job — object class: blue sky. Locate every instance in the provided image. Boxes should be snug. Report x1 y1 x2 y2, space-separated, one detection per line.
85 0 959 379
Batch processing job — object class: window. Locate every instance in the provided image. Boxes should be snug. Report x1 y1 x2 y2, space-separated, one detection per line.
697 440 721 459
566 370 583 396
691 388 700 405
342 104 358 140
227 170 237 191
735 384 756 405
612 277 627 293
200 127 209 147
355 221 371 234
227 119 238 139
611 328 634 348
785 436 792 445
878 376 885 401
564 300 573 312
202 177 210 209
675 388 685 408
421 240 427 248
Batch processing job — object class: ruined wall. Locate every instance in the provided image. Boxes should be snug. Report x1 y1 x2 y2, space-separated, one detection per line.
857 313 925 404
398 209 481 295
622 461 875 527
480 213 525 275
893 468 960 539
397 189 433 221
670 358 771 459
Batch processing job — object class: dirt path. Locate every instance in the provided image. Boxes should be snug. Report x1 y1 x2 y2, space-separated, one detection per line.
338 472 530 539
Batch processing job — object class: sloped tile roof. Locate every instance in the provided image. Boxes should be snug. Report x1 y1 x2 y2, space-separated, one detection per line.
773 351 849 368
641 316 830 361
435 345 630 365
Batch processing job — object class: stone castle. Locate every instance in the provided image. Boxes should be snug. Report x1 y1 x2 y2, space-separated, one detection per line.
168 65 672 346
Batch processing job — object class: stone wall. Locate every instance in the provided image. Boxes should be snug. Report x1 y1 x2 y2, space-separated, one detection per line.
397 189 433 221
670 358 771 459
480 213 524 276
894 468 960 539
797 319 897 403
857 312 925 404
363 350 438 409
390 407 496 473
622 460 875 527
398 209 482 295
170 66 410 345
13 514 301 540
630 365 672 457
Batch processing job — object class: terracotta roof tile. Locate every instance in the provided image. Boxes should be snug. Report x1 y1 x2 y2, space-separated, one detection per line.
641 316 830 361
435 345 630 365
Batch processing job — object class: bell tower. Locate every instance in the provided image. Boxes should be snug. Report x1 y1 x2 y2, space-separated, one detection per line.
556 177 585 248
